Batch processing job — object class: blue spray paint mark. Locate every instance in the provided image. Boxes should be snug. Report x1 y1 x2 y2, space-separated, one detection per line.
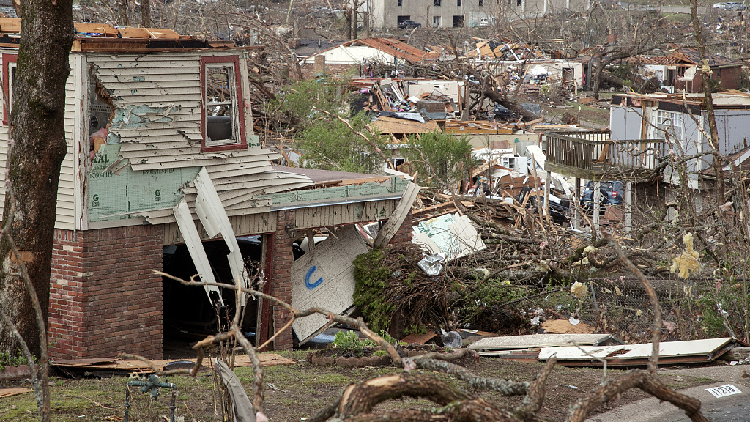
305 266 323 289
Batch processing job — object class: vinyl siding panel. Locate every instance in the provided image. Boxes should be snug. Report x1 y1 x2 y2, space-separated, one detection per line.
55 54 78 230
0 52 76 230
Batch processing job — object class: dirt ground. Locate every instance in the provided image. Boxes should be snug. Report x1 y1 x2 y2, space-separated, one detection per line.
0 349 719 421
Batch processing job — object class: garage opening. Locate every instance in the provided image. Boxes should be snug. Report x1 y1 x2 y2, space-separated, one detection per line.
161 236 264 358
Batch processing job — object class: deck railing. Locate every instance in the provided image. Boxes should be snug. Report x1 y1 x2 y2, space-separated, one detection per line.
546 131 667 173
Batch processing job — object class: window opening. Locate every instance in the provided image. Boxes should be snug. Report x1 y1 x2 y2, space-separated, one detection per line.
202 56 246 151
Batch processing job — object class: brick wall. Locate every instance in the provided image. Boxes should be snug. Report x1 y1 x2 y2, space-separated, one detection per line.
49 225 164 359
388 210 413 247
268 211 296 350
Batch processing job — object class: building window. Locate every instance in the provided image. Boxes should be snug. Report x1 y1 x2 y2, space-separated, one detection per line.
457 0 461 5
452 15 464 27
2 54 16 125
433 16 441 26
434 0 441 6
398 0 402 6
201 56 246 152
479 0 483 5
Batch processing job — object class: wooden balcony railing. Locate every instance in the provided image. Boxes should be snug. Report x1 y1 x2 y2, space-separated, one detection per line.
546 131 667 176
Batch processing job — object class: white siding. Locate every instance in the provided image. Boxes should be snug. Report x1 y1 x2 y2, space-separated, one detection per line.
87 51 312 226
0 51 77 230
56 55 78 230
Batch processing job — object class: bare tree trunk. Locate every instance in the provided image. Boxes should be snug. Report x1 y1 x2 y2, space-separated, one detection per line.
0 0 73 358
691 0 724 203
119 0 129 26
141 0 150 28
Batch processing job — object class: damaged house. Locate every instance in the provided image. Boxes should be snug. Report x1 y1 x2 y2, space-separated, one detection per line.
0 20 412 359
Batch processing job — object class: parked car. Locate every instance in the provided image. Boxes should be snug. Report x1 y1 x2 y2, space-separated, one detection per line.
398 20 421 29
516 187 570 225
580 181 624 213
726 2 748 10
489 103 512 120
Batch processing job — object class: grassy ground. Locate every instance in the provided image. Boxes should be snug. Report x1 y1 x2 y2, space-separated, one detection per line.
0 349 719 422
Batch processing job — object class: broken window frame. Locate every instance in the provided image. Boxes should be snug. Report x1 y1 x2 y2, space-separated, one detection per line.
434 0 441 6
2 53 17 125
200 55 247 152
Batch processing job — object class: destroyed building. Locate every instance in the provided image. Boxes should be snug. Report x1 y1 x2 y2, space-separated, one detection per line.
370 0 592 29
300 37 436 78
631 48 743 93
0 19 413 359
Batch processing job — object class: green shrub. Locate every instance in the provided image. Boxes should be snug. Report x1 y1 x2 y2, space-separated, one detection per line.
332 331 375 357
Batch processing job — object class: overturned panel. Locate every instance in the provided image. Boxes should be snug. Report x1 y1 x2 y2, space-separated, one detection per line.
412 213 486 261
538 337 736 367
291 225 369 343
469 333 622 352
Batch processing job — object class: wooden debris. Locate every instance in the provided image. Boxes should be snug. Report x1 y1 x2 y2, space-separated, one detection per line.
0 387 31 398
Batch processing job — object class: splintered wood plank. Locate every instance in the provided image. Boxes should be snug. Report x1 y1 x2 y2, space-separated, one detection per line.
0 18 21 34
374 181 419 247
75 22 118 37
0 388 31 398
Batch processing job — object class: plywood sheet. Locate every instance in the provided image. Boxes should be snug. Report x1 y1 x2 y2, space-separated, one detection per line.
291 225 369 342
52 353 294 373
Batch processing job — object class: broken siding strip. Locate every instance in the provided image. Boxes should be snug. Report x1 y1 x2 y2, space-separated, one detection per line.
95 73 201 83
173 199 223 304
92 79 201 90
116 128 201 138
192 168 251 305
374 181 420 247
128 151 282 169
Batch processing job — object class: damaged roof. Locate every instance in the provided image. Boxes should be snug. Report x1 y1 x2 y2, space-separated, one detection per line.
0 18 244 51
308 37 434 64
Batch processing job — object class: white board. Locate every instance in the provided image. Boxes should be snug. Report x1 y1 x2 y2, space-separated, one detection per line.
291 225 369 342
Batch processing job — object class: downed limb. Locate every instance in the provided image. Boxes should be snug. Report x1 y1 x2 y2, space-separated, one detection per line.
155 271 402 366
409 355 530 396
565 369 708 422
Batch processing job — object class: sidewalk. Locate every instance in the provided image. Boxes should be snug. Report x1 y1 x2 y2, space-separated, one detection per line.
586 365 750 422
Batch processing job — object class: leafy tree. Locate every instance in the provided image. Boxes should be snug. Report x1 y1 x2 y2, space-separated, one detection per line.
279 77 390 173
400 131 477 190
295 111 388 173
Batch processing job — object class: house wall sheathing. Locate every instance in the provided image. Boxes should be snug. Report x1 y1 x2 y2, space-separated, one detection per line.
49 226 164 359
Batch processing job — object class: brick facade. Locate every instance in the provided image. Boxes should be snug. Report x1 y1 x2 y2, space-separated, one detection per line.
388 210 413 247
267 211 296 350
49 225 164 359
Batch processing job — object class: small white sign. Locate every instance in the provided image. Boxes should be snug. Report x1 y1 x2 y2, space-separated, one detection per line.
705 384 742 398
